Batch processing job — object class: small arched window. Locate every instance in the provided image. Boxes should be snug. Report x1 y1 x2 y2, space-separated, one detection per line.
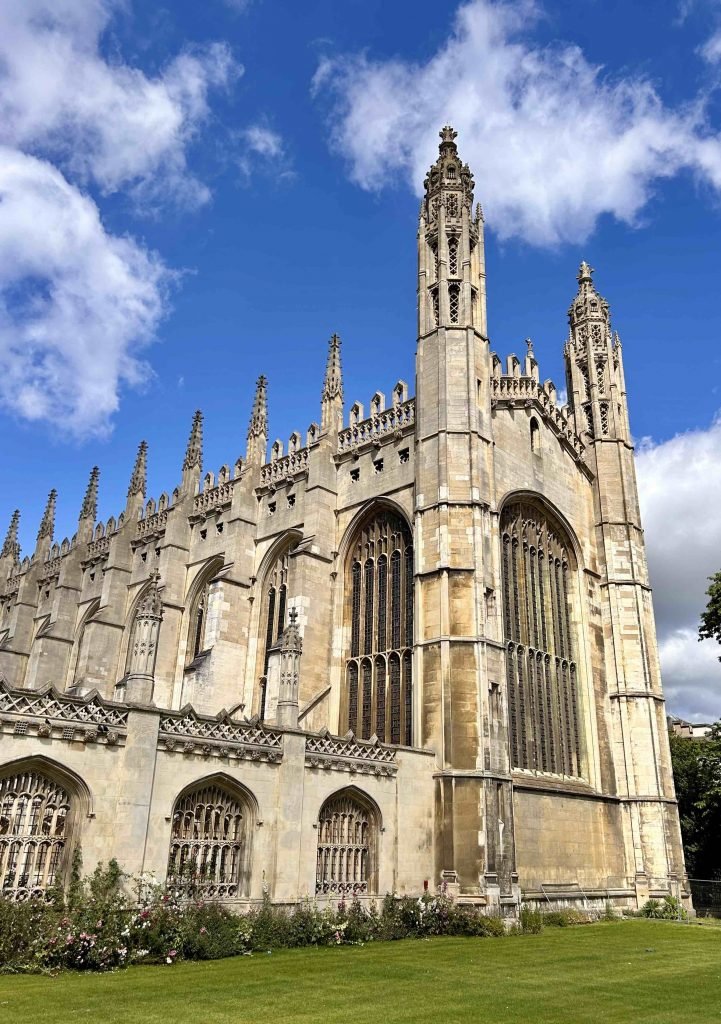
0 768 73 899
449 284 460 324
448 237 459 277
530 417 540 454
167 781 252 898
315 791 377 896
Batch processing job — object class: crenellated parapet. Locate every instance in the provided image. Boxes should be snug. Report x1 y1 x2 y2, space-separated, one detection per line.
337 393 414 456
259 445 310 490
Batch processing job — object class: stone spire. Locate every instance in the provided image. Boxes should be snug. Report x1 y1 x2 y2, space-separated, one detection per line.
1 509 20 559
181 410 203 494
77 466 99 543
35 489 56 557
246 375 268 465
128 441 147 499
0 509 20 570
418 125 487 336
321 334 344 433
183 411 203 472
79 467 99 522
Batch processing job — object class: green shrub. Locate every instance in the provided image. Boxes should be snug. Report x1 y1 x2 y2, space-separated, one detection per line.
640 896 687 921
542 908 590 928
519 906 543 934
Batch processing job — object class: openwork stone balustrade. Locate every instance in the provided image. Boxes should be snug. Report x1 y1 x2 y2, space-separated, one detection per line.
305 732 398 775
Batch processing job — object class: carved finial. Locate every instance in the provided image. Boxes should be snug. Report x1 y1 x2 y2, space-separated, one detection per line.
525 338 534 357
37 489 57 543
1 509 20 561
183 411 203 472
577 260 594 285
280 606 302 653
322 333 343 404
79 466 99 522
439 124 458 149
247 376 268 441
137 569 163 619
128 441 148 499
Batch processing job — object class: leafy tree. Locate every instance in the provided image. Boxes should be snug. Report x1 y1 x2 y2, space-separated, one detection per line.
699 570 721 659
669 724 721 879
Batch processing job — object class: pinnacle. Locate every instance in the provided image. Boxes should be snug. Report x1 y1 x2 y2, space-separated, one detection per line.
439 124 458 148
128 440 148 498
247 376 268 441
79 466 99 522
322 333 343 404
183 410 203 472
577 260 594 284
37 489 57 543
1 509 20 560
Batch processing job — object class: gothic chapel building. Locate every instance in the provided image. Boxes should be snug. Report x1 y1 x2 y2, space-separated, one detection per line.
0 128 688 914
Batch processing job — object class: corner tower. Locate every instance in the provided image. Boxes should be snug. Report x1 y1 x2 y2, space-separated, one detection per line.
415 128 514 903
564 263 687 902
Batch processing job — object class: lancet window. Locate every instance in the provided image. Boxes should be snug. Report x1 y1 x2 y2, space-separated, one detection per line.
315 792 376 896
449 284 460 324
257 541 297 714
0 769 72 899
167 782 249 898
345 510 413 744
186 564 221 666
501 501 582 777
448 237 459 277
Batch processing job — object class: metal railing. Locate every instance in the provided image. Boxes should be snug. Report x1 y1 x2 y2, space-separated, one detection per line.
689 878 721 918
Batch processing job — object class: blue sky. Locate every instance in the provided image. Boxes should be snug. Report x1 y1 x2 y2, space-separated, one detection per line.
1 0 721 718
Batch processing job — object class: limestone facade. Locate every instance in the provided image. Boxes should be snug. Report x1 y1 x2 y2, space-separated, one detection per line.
0 128 688 913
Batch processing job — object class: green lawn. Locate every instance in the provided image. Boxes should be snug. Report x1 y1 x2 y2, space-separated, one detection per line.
1 921 719 1024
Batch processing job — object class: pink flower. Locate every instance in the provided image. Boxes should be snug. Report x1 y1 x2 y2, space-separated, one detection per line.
199 927 207 935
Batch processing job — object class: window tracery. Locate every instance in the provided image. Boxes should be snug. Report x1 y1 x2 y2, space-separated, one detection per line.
257 542 298 712
315 793 375 896
345 510 413 743
167 782 249 898
501 501 582 777
449 284 460 324
448 237 459 277
0 769 71 899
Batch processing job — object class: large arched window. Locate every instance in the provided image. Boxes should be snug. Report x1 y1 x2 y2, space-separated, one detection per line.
0 768 72 899
501 500 582 777
315 791 378 896
166 780 252 898
344 509 413 743
256 541 298 716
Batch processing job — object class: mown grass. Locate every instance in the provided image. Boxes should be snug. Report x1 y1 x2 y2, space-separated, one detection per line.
1 920 719 1024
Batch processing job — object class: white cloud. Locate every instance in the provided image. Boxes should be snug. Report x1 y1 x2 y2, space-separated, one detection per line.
238 122 293 182
313 0 721 247
637 415 721 721
0 0 240 436
700 29 721 62
0 148 170 437
0 0 239 208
